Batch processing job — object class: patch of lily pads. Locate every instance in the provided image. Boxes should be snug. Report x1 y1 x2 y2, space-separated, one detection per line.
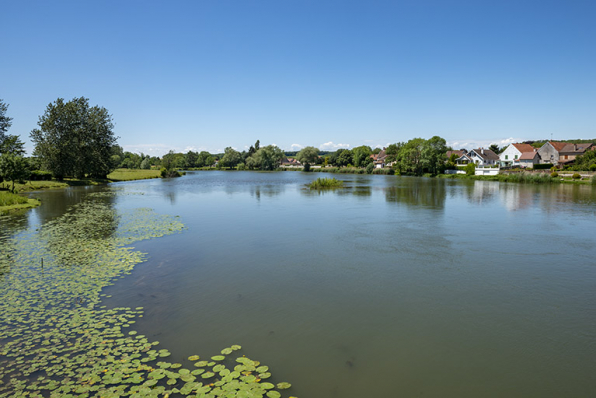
0 190 295 398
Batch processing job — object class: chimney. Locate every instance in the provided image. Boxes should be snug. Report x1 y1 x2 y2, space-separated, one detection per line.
481 148 485 155
574 144 577 151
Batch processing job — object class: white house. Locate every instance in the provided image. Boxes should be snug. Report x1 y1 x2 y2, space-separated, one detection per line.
469 148 499 166
499 143 535 167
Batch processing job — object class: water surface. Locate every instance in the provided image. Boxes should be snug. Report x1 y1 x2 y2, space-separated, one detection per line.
11 172 596 397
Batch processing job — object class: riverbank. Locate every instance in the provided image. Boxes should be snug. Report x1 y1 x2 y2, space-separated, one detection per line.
0 169 161 212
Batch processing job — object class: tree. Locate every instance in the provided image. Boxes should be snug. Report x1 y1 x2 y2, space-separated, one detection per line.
220 147 242 168
185 150 198 168
0 134 26 156
0 99 13 143
0 154 29 192
246 145 284 170
195 151 214 167
385 143 402 163
140 158 151 169
489 144 501 154
30 97 118 179
296 146 319 165
352 145 373 168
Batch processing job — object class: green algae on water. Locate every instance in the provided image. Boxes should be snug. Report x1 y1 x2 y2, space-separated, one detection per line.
0 191 296 398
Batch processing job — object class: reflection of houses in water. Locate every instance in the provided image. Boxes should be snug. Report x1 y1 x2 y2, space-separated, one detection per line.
465 181 499 205
497 184 534 212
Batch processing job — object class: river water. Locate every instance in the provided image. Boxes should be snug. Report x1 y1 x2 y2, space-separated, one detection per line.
5 171 596 397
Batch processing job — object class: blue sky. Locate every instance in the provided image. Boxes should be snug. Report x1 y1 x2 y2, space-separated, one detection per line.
2 0 595 156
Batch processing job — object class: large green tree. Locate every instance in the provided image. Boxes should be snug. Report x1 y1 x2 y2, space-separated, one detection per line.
352 145 373 167
30 97 118 179
220 147 242 168
296 146 319 165
246 145 284 170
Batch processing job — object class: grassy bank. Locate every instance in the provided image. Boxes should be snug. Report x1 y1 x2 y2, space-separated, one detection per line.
107 168 161 181
0 191 41 212
440 172 595 185
0 169 162 211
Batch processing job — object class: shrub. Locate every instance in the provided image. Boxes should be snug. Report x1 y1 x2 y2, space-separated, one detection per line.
465 163 476 176
589 164 596 171
534 163 554 170
572 173 581 180
550 172 559 178
303 163 311 172
237 163 246 171
366 163 374 174
30 170 53 181
550 166 557 172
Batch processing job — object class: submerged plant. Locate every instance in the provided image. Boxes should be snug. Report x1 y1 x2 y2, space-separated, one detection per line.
0 190 295 398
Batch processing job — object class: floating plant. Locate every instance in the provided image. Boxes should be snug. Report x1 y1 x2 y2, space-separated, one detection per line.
0 190 295 397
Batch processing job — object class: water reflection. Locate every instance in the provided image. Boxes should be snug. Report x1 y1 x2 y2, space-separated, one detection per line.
383 178 446 209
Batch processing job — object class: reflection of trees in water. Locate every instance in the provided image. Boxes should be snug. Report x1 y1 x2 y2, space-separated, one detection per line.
383 179 446 209
248 185 285 201
299 183 371 199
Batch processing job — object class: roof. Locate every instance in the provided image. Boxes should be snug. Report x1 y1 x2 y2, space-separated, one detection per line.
472 148 499 161
511 143 535 153
446 150 465 158
549 141 568 151
560 143 593 154
519 151 539 160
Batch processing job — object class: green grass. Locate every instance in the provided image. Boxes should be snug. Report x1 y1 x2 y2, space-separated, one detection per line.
107 168 161 181
0 191 28 206
0 191 41 212
308 177 345 189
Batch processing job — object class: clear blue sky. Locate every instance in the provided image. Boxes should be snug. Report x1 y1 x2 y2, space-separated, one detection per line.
3 0 595 156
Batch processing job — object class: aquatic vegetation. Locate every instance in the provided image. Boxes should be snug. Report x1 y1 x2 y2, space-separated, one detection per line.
307 177 344 189
0 190 295 397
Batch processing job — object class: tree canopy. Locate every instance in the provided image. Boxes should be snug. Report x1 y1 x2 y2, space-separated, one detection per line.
30 97 118 179
296 146 319 165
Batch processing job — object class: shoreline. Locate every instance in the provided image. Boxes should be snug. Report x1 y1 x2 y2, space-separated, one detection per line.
0 169 161 212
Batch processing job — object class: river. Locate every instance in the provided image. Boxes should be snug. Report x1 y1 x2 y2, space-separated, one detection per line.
3 171 596 397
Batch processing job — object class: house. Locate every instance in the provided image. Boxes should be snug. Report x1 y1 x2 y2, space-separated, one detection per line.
537 142 594 166
499 143 536 167
518 150 540 168
281 157 301 166
469 148 499 166
371 148 388 168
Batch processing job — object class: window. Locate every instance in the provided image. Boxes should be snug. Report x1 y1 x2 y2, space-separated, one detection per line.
515 155 518 159
505 155 508 159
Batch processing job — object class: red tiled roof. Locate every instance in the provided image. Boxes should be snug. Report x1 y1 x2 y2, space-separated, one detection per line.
549 141 568 151
446 150 465 158
519 151 538 160
512 143 535 153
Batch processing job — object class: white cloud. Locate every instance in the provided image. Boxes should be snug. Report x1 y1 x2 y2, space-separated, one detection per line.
319 141 351 151
447 137 526 151
122 144 175 156
290 143 304 151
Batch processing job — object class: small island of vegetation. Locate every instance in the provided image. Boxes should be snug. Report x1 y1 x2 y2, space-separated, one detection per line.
308 177 345 189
